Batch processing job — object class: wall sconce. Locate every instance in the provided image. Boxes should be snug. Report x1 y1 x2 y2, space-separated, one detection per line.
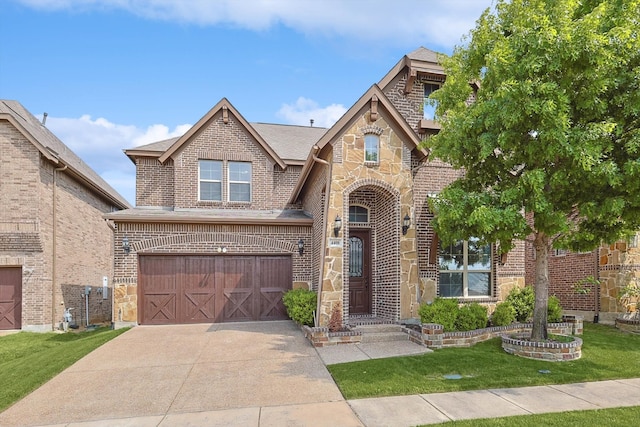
216 246 228 253
333 215 342 237
122 237 130 255
402 213 411 235
298 238 304 255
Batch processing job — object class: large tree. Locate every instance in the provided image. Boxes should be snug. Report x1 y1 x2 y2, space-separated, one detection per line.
426 0 640 340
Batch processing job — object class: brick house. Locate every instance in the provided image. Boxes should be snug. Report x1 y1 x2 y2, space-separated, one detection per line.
525 233 640 324
0 100 130 331
106 47 527 328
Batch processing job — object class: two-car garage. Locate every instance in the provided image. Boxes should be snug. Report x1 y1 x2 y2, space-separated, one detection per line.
138 254 292 325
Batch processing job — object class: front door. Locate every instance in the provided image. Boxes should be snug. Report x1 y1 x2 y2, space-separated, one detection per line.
349 229 371 314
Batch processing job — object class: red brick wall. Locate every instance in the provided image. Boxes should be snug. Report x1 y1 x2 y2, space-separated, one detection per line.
136 157 174 207
1 120 118 330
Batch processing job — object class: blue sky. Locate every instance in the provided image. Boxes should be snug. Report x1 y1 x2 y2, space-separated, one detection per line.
1 0 494 205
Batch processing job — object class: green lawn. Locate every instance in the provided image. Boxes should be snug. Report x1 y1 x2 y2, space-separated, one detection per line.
427 406 640 426
0 327 128 412
328 323 640 399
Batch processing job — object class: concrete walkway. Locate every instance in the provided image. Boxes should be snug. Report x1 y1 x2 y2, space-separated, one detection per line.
1 321 639 426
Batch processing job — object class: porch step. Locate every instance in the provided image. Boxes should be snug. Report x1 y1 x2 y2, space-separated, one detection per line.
352 324 410 343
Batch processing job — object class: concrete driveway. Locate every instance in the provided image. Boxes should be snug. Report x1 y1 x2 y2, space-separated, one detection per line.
0 321 363 427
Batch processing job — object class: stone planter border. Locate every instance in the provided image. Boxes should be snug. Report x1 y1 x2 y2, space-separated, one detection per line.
301 325 362 347
615 315 640 334
501 333 582 361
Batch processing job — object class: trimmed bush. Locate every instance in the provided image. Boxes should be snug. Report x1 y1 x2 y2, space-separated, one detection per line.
492 301 516 326
282 289 317 326
506 286 535 322
547 295 563 322
419 298 459 332
455 302 488 331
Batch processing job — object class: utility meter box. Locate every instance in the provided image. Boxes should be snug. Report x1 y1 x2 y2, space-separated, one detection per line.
102 276 108 299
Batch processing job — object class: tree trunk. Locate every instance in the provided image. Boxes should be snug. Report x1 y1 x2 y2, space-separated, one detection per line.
531 232 551 340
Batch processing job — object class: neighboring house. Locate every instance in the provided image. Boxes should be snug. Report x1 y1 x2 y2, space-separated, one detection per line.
525 232 640 324
106 47 527 328
0 100 130 332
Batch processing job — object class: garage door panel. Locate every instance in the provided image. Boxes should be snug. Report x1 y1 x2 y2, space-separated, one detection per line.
0 267 22 330
139 255 292 325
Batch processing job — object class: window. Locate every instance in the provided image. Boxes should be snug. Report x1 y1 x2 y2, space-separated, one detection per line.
438 238 491 297
364 134 379 163
424 82 440 120
228 161 251 202
349 205 369 223
199 160 222 201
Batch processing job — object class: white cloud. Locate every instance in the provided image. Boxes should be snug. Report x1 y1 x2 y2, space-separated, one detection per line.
277 97 346 128
17 0 494 49
46 115 190 205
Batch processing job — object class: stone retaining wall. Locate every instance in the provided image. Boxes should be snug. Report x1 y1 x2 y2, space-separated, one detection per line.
502 334 582 361
615 316 640 334
302 325 362 347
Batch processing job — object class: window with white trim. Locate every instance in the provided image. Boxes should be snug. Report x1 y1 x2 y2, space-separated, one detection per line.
364 134 379 163
228 161 251 202
349 205 369 223
199 160 222 201
438 238 491 297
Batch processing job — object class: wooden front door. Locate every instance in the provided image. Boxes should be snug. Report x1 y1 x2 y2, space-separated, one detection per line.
0 267 22 330
349 229 371 314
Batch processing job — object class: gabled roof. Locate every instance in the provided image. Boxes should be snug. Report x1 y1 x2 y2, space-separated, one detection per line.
0 100 130 209
157 98 286 169
127 122 326 166
378 46 446 91
251 123 327 165
289 84 426 203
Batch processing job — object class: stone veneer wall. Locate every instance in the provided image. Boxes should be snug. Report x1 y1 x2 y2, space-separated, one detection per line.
318 112 417 326
598 235 640 323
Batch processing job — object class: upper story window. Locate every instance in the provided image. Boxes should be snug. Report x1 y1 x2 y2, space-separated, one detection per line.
228 161 251 202
199 160 222 201
438 238 491 297
424 82 440 120
364 134 379 163
349 205 369 223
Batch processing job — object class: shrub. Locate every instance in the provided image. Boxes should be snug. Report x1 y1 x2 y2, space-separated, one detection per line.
505 286 535 322
419 297 459 332
492 301 516 326
547 295 563 322
282 288 316 326
455 302 488 331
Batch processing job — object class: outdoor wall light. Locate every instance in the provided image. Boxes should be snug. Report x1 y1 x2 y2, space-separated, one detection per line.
334 215 342 237
402 213 411 235
217 246 228 253
298 238 304 255
122 237 131 255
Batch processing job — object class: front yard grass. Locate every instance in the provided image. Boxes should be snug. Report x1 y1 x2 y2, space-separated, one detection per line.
0 327 128 412
328 323 640 399
428 406 640 426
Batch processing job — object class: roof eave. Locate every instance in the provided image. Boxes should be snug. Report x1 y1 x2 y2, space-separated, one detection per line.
104 213 313 226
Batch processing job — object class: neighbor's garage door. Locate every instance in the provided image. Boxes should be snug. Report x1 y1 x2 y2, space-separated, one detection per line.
138 255 292 325
0 267 22 330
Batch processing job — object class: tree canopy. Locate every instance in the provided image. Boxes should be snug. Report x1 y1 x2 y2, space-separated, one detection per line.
426 0 640 339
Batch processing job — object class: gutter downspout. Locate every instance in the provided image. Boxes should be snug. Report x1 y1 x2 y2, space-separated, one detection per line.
52 164 68 331
312 146 332 327
105 219 117 327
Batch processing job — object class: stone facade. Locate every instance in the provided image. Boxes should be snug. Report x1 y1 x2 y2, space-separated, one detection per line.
1 103 128 331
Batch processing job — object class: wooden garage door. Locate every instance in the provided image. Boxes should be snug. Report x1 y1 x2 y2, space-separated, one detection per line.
139 255 292 325
0 267 22 330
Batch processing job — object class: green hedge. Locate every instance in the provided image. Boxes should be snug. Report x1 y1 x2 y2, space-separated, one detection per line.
282 288 316 326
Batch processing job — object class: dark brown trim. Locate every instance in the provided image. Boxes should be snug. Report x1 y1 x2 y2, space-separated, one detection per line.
105 214 313 226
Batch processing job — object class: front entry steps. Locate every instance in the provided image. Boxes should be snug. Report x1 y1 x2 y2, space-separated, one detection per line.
352 323 411 343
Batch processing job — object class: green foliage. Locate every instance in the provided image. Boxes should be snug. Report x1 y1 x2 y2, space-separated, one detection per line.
0 327 128 411
418 298 459 332
505 286 535 322
455 302 488 331
424 0 640 339
282 288 317 326
491 301 516 326
547 295 563 323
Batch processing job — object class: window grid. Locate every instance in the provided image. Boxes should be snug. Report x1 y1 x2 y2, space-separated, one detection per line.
438 239 492 298
228 161 251 202
364 134 379 163
199 160 222 201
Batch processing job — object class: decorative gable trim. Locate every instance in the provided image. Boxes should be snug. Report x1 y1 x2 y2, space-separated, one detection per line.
158 98 286 169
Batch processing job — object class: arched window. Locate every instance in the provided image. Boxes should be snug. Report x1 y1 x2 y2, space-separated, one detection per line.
349 205 369 223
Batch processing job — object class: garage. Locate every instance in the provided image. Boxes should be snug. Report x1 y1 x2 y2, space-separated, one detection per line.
0 267 22 330
138 255 292 325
